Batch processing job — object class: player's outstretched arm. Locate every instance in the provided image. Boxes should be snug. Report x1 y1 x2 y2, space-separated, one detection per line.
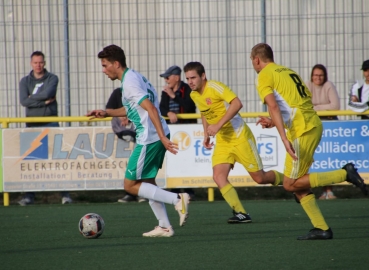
86 109 108 119
105 107 127 117
86 107 127 120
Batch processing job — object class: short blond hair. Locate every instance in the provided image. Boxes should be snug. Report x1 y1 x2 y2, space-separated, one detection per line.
251 43 274 62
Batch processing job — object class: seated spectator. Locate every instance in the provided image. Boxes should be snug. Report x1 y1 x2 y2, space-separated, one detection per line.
306 64 340 200
348 59 369 119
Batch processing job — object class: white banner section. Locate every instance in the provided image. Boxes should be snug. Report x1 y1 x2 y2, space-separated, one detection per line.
166 124 285 188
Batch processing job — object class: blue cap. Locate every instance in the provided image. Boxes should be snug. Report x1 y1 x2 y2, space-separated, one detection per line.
160 65 181 78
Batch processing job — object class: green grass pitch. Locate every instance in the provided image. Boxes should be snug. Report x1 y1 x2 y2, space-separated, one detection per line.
1 199 368 270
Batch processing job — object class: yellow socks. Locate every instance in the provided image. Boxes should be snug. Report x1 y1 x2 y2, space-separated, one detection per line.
309 169 347 188
272 170 284 186
300 193 329 230
220 183 246 214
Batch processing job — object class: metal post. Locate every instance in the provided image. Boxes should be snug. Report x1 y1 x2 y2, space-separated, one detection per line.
261 0 267 112
261 0 266 44
63 0 71 124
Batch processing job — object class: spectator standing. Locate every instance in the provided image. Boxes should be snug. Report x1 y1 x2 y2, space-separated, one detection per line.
159 65 197 200
306 64 340 200
348 59 369 119
106 88 147 203
18 51 72 206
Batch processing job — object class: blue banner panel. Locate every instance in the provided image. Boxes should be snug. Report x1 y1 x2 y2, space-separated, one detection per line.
310 121 369 173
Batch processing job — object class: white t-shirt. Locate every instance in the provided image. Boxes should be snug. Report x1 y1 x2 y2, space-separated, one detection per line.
348 80 369 113
121 68 170 145
352 81 369 103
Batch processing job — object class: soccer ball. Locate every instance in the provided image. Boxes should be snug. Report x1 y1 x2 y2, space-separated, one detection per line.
78 213 105 239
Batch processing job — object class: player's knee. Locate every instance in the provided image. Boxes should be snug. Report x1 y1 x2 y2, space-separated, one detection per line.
123 184 132 193
252 175 264 184
283 181 294 192
213 174 227 187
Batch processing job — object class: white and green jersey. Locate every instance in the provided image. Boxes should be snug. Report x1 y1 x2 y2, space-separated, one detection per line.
121 68 170 145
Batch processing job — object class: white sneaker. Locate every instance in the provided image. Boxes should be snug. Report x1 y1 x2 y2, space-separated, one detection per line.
142 226 174 237
175 193 190 226
62 196 72 204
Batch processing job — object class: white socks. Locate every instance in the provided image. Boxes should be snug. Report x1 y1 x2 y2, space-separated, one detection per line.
149 200 171 228
138 182 179 205
138 182 179 229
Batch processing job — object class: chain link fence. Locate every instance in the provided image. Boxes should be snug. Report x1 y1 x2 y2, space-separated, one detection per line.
1 0 368 127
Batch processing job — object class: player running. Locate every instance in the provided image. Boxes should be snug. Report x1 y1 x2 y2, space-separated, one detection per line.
87 45 189 237
184 61 284 224
249 43 367 240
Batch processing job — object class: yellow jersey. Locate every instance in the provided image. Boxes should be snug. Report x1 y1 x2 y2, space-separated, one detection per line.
190 80 247 144
256 63 321 140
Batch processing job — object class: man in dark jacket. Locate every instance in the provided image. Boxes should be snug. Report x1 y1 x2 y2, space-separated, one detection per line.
159 65 196 200
159 65 197 124
18 51 71 205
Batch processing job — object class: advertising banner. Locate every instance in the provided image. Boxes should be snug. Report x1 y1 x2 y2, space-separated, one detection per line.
1 127 165 192
310 120 369 182
2 121 368 192
166 124 286 188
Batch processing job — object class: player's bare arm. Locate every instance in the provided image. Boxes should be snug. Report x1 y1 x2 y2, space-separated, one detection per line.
87 107 127 120
207 97 243 136
140 98 179 155
264 94 298 161
86 109 107 119
201 114 214 149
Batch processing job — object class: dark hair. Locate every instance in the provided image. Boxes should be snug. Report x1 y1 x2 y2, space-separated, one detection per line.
310 64 328 84
31 51 45 60
251 43 274 62
183 62 206 77
98 45 126 68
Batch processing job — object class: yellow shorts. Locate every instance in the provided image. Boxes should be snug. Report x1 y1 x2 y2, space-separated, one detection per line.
212 137 263 173
284 125 323 179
